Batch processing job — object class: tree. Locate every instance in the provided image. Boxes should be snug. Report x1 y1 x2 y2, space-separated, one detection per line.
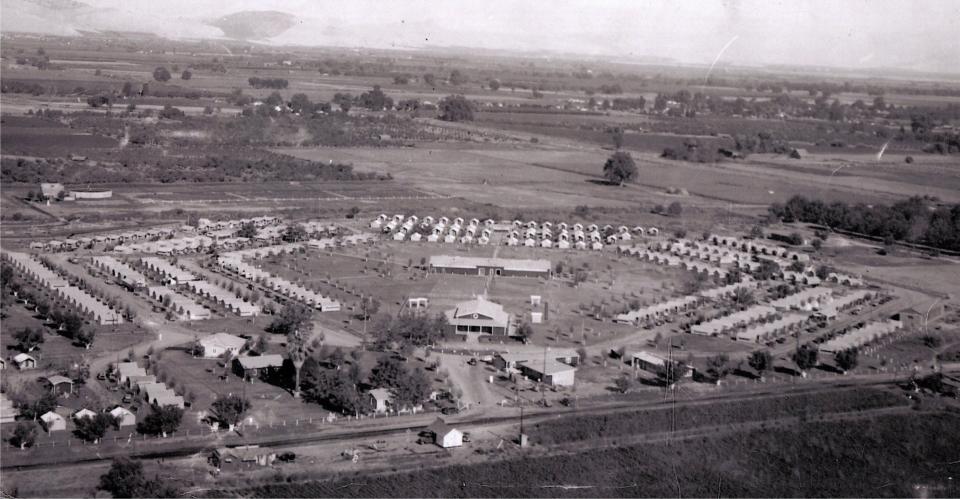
667 201 683 217
706 354 730 384
76 327 96 349
136 404 183 436
733 287 756 307
236 222 257 238
11 421 38 449
282 224 308 242
74 413 118 442
392 367 432 409
99 458 146 498
289 93 313 114
834 348 858 374
152 66 171 82
268 303 312 336
438 94 474 122
614 374 633 394
602 151 637 185
610 127 624 149
370 357 407 388
423 73 436 86
516 322 534 343
254 334 269 354
288 332 306 397
87 94 112 108
488 79 501 91
656 362 688 387
14 327 43 352
210 394 251 428
748 350 772 380
360 296 380 320
792 343 819 377
180 69 192 80
787 260 806 272
448 69 467 86
158 105 185 119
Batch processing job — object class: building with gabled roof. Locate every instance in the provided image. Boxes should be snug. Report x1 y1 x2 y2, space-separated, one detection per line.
427 417 463 448
200 333 247 359
444 296 511 337
429 255 551 278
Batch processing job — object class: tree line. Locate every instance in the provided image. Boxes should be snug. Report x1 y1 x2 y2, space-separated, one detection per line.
770 195 960 252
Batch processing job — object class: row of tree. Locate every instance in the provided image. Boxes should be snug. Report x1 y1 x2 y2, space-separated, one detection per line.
769 195 960 252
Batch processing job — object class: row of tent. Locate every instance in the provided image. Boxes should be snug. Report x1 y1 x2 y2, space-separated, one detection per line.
735 313 810 343
3 252 123 325
691 305 780 336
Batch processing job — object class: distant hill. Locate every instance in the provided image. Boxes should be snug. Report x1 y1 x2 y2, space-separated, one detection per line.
207 11 297 40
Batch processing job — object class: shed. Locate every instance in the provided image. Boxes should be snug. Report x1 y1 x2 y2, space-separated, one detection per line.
427 417 463 448
46 375 74 395
368 388 393 413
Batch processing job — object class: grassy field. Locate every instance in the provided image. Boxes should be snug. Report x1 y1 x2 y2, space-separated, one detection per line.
204 410 960 498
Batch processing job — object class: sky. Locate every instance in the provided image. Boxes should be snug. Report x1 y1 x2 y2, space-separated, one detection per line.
43 0 960 73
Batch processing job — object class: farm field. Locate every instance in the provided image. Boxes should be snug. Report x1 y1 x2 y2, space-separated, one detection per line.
205 410 960 498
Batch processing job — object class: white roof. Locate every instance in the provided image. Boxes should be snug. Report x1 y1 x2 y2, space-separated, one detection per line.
429 255 550 273
200 332 247 351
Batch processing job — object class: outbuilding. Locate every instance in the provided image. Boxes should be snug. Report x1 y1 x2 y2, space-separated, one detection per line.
14 353 36 370
427 418 463 448
40 411 67 432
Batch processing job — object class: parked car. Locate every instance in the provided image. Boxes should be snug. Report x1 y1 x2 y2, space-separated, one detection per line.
441 406 460 415
277 452 296 462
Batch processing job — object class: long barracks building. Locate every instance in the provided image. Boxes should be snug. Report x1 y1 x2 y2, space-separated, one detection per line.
428 255 551 278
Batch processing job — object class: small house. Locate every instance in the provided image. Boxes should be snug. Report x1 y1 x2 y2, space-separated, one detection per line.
14 353 36 370
368 388 393 413
210 445 276 471
41 411 67 432
73 408 97 421
234 354 285 381
110 406 136 427
199 333 247 359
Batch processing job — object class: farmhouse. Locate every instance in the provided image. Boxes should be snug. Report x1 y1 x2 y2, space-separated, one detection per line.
429 255 551 278
427 418 463 448
444 296 511 337
200 333 247 359
368 388 393 413
899 301 946 330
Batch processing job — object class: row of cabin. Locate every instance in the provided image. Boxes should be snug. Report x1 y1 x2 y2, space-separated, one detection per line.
140 257 198 285
183 280 261 317
735 314 809 343
690 305 780 337
818 320 903 353
711 235 810 262
92 256 149 289
38 406 137 433
115 361 185 408
618 247 729 279
218 256 340 311
29 227 180 252
3 252 123 325
615 295 701 325
115 236 250 256
197 216 280 232
146 286 211 320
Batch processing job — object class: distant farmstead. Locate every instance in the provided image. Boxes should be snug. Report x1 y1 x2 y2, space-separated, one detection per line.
429 255 551 278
